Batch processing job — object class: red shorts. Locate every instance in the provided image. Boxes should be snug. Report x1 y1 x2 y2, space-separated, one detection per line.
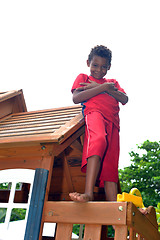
81 111 120 187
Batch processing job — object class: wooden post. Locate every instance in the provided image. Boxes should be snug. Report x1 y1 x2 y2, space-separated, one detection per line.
114 226 128 240
83 224 102 240
24 168 49 240
55 223 73 240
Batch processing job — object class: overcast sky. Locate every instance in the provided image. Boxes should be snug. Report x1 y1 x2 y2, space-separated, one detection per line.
0 0 159 168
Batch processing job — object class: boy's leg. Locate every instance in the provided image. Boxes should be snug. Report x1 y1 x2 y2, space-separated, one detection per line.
69 155 101 202
104 181 118 201
69 112 107 202
104 181 118 232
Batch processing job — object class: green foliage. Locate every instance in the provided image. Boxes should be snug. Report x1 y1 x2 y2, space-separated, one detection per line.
0 208 26 223
0 208 7 223
72 224 114 238
10 208 26 222
72 224 83 237
0 183 9 189
119 140 160 207
0 182 21 190
156 203 160 232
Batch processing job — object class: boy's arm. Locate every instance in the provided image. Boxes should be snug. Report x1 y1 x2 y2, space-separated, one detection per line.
73 80 128 104
107 89 128 104
72 80 117 104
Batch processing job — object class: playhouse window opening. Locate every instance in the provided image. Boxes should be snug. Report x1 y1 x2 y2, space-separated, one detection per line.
0 182 12 190
9 208 27 222
14 183 31 203
0 208 7 223
0 182 12 203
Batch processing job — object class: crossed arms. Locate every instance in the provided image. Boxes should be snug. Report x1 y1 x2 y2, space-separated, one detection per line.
72 80 128 105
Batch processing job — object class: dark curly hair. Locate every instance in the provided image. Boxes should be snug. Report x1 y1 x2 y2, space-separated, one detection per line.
88 45 112 65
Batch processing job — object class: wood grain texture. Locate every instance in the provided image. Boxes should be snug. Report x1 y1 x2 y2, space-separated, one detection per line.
0 105 83 145
44 201 127 225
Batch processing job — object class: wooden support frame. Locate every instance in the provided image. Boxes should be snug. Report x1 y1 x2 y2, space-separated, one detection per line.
41 201 160 240
44 201 127 225
24 168 49 240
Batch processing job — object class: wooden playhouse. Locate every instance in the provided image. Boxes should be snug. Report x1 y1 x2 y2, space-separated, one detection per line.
0 90 159 240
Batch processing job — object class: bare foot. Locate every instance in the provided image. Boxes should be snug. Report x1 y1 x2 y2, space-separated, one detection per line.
69 192 93 202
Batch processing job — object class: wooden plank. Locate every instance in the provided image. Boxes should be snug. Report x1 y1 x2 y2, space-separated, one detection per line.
51 114 84 143
64 154 75 193
83 224 102 240
12 90 27 112
0 133 59 145
44 201 127 225
39 157 55 239
0 106 81 125
114 225 128 240
0 90 21 102
51 125 85 156
24 168 49 240
0 157 44 170
0 99 13 119
0 112 78 124
127 202 160 240
55 223 72 240
0 143 53 159
80 134 84 146
145 206 158 229
0 124 84 153
137 234 143 240
0 155 53 171
70 139 83 152
129 227 136 240
1 106 82 121
0 124 61 135
0 117 69 128
0 116 74 129
0 116 84 146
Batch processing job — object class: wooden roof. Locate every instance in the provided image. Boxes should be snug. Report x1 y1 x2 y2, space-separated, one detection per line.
0 90 27 119
0 105 84 146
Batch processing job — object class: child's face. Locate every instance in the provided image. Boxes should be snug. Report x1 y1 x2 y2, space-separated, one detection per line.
87 55 111 79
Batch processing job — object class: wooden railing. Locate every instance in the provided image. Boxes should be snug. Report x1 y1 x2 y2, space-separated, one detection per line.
42 201 159 240
24 169 160 240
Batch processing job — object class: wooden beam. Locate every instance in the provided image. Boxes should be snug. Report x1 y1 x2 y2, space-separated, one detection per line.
24 168 49 240
129 227 136 240
83 224 102 240
39 156 55 240
70 139 83 152
0 146 54 171
80 134 84 146
51 113 84 143
51 126 85 157
55 223 73 240
0 125 85 150
114 226 128 240
127 202 160 240
44 201 127 225
64 153 75 193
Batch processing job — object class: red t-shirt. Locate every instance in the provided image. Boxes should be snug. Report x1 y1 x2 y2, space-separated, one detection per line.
71 74 126 129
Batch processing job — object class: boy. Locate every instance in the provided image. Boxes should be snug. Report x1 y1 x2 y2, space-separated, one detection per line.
69 45 128 202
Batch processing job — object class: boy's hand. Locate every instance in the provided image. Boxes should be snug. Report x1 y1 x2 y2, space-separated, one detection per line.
105 82 118 92
76 80 99 91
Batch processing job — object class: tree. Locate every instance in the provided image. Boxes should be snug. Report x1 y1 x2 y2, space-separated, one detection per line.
119 140 160 207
